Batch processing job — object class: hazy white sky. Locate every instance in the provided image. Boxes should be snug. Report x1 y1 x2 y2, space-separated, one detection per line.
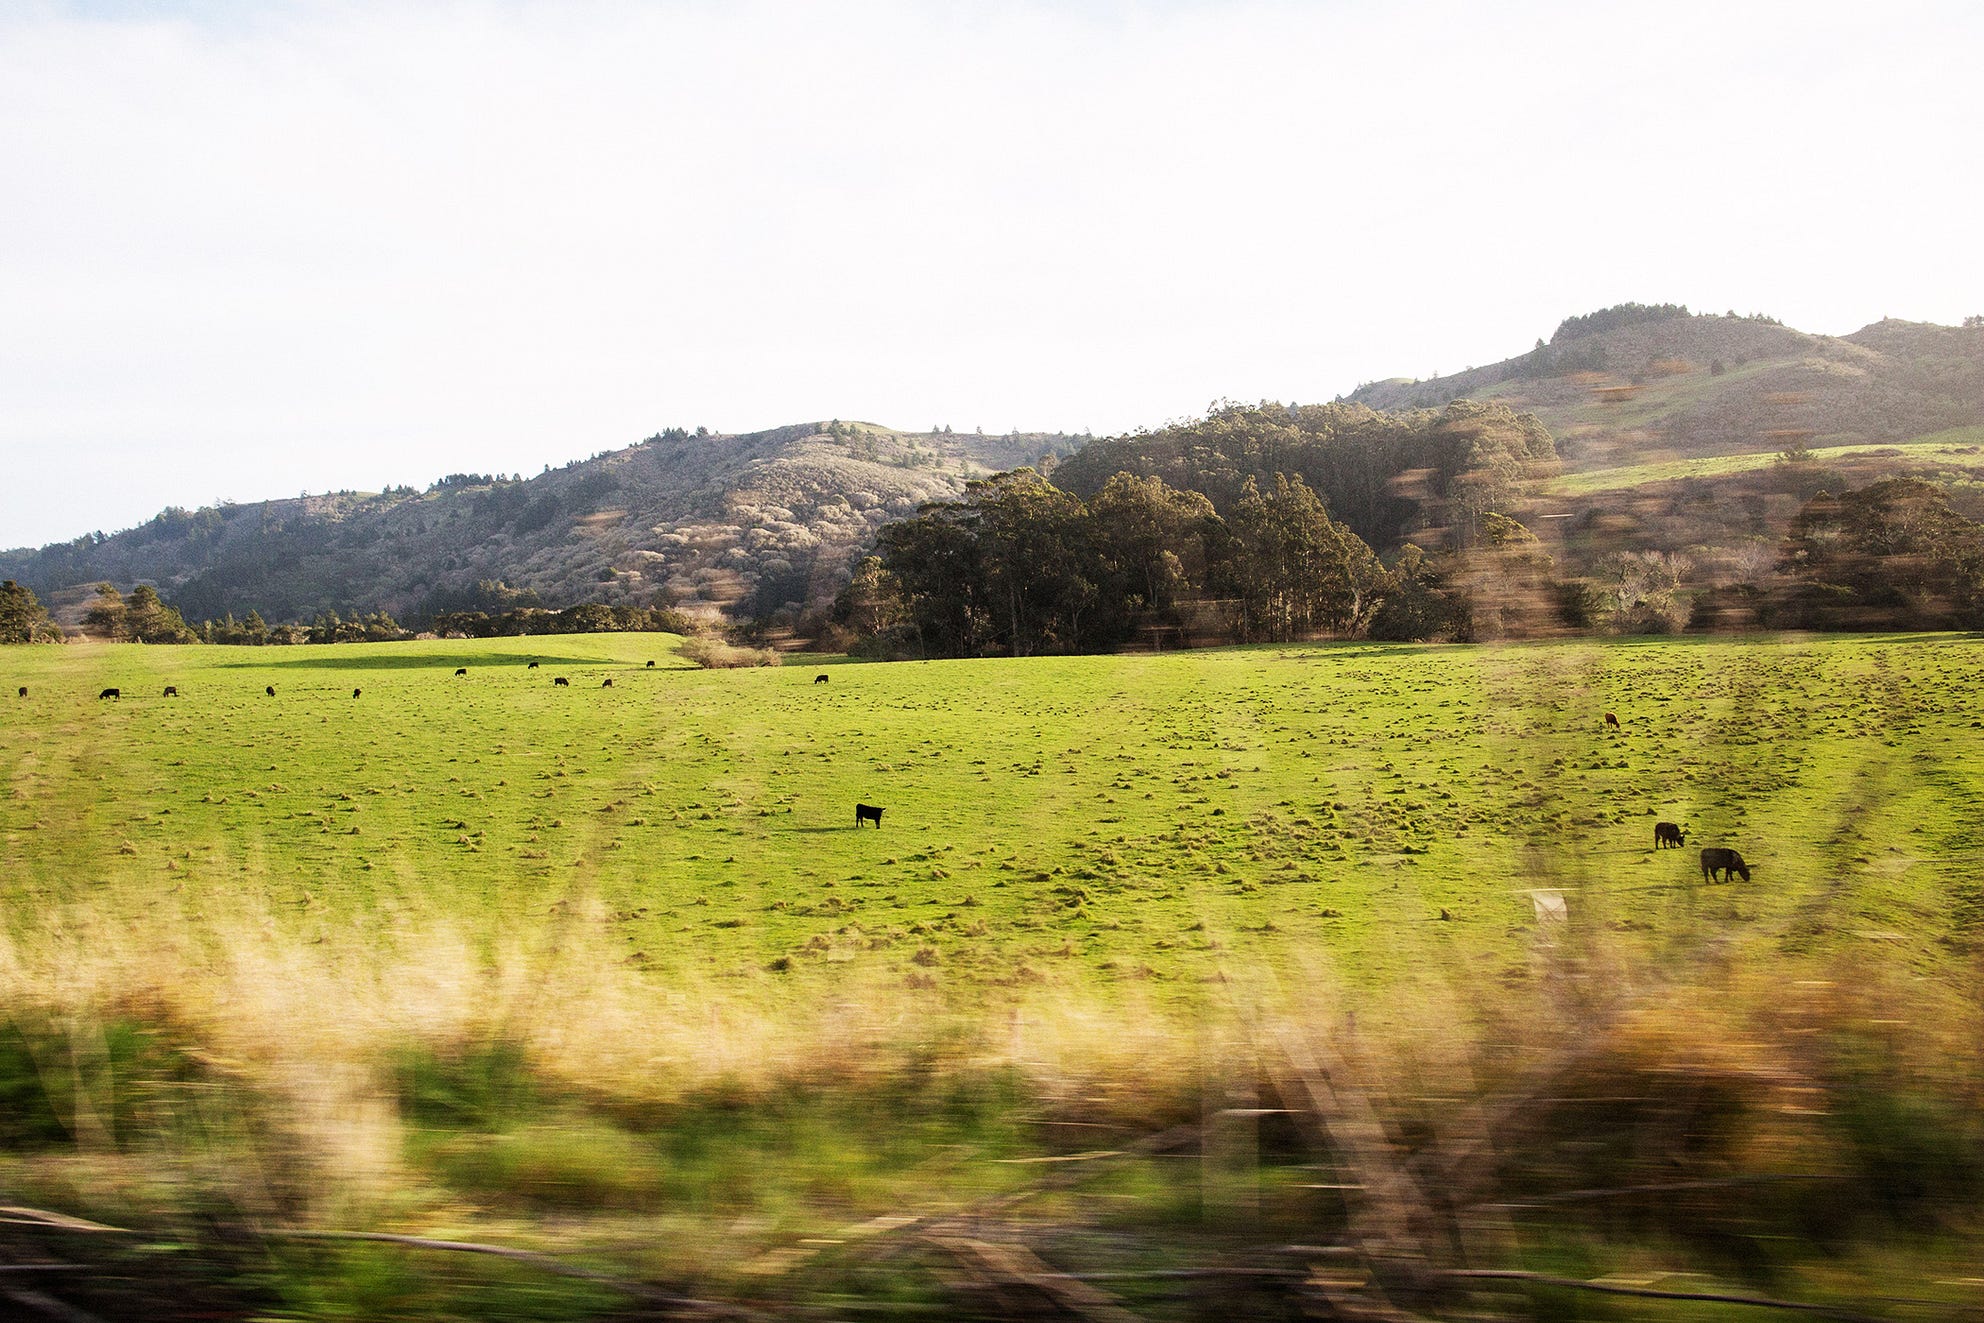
3 0 1980 548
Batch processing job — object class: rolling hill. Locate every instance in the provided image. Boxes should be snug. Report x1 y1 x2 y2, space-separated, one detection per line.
1346 306 1984 471
5 305 1978 633
0 423 1083 628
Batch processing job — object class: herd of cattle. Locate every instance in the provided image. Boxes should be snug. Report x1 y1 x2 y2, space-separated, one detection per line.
15 675 1756 880
65 666 638 701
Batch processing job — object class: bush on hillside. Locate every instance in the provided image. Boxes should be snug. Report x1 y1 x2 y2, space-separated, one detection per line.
678 637 781 669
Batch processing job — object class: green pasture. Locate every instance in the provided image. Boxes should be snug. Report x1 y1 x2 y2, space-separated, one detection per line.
1546 429 1984 496
5 631 1981 1002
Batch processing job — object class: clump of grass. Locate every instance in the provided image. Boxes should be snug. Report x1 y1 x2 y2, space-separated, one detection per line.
678 637 780 668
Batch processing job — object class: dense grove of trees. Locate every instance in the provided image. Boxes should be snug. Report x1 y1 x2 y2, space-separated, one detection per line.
825 461 1984 658
0 575 691 647
83 583 197 643
199 609 409 645
204 601 694 643
823 400 1561 657
825 468 1473 657
430 603 696 639
1051 400 1553 552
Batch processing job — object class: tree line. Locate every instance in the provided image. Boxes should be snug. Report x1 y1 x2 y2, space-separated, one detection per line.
10 467 1984 653
823 465 1984 658
822 465 1493 657
0 580 694 646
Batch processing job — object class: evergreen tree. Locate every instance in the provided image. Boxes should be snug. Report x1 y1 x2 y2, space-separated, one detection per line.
124 585 197 643
1215 475 1381 640
0 580 58 644
83 583 127 640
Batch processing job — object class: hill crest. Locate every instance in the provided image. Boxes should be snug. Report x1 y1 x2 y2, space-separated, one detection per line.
0 422 1084 627
1345 308 1984 469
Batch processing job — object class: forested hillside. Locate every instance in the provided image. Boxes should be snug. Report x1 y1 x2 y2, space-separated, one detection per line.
1053 399 1553 551
0 423 1081 628
1346 307 1984 469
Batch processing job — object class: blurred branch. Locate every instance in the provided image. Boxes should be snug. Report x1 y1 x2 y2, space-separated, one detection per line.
1441 1269 1888 1322
1472 1172 1851 1210
923 1234 1144 1323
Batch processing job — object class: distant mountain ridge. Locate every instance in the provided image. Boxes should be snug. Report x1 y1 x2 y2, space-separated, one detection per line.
1345 308 1984 470
0 423 1082 627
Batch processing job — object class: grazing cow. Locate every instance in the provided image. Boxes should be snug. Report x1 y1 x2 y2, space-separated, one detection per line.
602 678 614 688
553 676 570 687
1700 847 1751 883
1604 712 1620 729
528 661 540 669
855 803 884 829
646 660 656 668
1654 821 1686 849
454 668 467 677
266 686 276 698
353 688 362 699
814 674 829 684
98 687 120 701
16 687 25 698
163 685 178 698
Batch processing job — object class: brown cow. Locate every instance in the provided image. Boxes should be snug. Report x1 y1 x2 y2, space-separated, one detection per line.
163 686 178 697
1604 712 1620 729
266 686 276 697
1654 821 1686 849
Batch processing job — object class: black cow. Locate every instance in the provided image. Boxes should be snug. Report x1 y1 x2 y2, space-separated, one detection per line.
855 803 884 829
1700 847 1751 883
602 678 614 688
814 674 829 684
98 687 120 701
16 686 25 698
266 686 276 698
528 661 540 669
1654 821 1686 849
646 660 656 668
454 668 467 677
553 676 570 687
353 688 362 698
1604 711 1620 729
163 686 178 698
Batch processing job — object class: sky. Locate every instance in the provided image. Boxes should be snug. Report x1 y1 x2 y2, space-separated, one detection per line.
2 0 1980 549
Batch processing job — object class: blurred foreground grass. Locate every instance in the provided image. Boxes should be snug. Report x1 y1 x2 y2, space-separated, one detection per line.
3 634 1983 1317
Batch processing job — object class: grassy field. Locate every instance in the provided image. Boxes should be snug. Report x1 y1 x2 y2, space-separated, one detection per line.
3 632 1982 1318
1545 430 1984 496
6 632 1982 993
